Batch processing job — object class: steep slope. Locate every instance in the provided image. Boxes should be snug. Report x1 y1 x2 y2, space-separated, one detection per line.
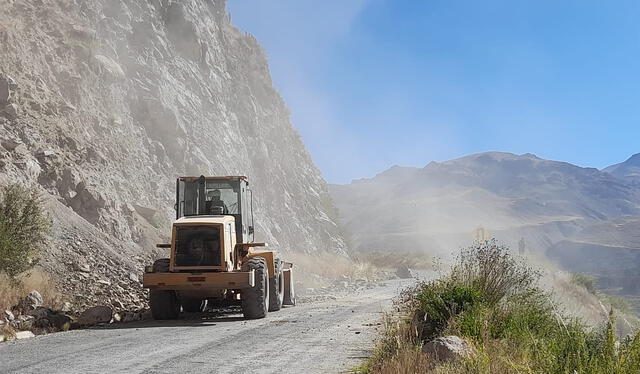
605 153 640 185
0 0 346 310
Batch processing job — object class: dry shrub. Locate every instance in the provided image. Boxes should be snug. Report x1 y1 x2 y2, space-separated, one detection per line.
371 345 430 374
1 323 16 341
0 269 64 310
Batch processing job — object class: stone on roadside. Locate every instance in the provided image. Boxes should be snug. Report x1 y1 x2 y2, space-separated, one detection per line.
4 309 15 322
27 307 72 330
11 315 35 330
395 265 413 279
15 331 35 340
14 290 43 313
76 305 113 326
422 336 474 362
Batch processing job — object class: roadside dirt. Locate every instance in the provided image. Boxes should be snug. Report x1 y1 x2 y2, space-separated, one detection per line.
0 279 418 374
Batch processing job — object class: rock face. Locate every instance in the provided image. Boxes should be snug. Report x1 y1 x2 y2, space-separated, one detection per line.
422 336 474 362
605 153 640 185
0 1 347 309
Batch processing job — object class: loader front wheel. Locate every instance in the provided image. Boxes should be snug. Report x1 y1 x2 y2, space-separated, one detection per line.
241 257 269 319
150 290 180 320
269 258 284 312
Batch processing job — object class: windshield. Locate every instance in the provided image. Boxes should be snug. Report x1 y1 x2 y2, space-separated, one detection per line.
205 180 239 214
177 178 240 217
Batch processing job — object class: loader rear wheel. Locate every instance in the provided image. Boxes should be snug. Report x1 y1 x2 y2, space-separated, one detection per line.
181 298 206 313
269 258 284 312
241 257 269 319
150 290 180 320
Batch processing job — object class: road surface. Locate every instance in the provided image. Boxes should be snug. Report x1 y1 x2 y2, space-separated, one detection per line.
0 279 415 374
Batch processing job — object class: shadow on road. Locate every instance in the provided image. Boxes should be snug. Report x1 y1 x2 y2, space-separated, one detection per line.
92 308 247 330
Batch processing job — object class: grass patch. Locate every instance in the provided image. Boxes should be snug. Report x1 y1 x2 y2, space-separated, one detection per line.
362 239 640 373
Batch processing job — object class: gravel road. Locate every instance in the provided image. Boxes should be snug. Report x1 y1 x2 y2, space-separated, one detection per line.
0 279 416 374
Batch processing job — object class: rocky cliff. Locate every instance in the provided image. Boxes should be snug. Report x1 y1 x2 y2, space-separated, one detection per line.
0 0 346 311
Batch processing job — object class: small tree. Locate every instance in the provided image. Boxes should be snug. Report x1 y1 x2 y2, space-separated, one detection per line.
0 184 50 277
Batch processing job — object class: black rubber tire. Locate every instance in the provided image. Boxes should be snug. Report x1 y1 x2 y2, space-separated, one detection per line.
150 289 180 320
241 257 269 319
181 298 206 313
269 258 284 312
153 258 170 272
283 268 296 306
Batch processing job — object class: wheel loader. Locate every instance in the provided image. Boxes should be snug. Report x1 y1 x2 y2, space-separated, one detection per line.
143 176 296 319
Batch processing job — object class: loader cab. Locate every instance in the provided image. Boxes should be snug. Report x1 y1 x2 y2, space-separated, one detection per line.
175 176 255 243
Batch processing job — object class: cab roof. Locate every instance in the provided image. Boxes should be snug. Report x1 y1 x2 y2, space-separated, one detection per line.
178 176 248 181
174 215 236 225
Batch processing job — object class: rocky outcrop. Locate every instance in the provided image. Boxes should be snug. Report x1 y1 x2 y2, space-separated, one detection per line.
0 0 347 309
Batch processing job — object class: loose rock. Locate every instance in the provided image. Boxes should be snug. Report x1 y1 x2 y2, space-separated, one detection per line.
3 103 19 120
14 290 43 313
422 336 474 362
76 305 113 326
15 331 35 340
4 309 15 322
395 265 413 279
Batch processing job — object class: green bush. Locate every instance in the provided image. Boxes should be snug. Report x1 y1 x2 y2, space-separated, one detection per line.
0 184 49 277
365 239 640 374
571 272 597 295
415 281 483 339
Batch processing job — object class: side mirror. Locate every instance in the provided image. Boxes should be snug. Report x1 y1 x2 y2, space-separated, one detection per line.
174 203 177 211
248 226 254 235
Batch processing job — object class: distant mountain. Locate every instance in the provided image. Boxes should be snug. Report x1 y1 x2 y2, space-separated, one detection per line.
331 152 640 299
604 153 640 184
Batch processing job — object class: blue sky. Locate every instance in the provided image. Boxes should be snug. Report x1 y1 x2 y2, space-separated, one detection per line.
228 0 640 184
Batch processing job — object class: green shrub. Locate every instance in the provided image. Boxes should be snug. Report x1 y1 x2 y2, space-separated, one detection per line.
450 239 541 305
0 184 49 277
364 239 640 374
571 273 597 295
415 281 483 339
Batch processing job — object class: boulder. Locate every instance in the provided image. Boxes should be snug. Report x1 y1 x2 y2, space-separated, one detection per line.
73 261 91 273
395 265 413 279
3 103 19 120
76 305 113 326
11 315 35 330
27 307 72 330
4 309 15 322
1 139 22 151
0 77 9 104
15 331 35 340
422 336 474 362
14 290 43 313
